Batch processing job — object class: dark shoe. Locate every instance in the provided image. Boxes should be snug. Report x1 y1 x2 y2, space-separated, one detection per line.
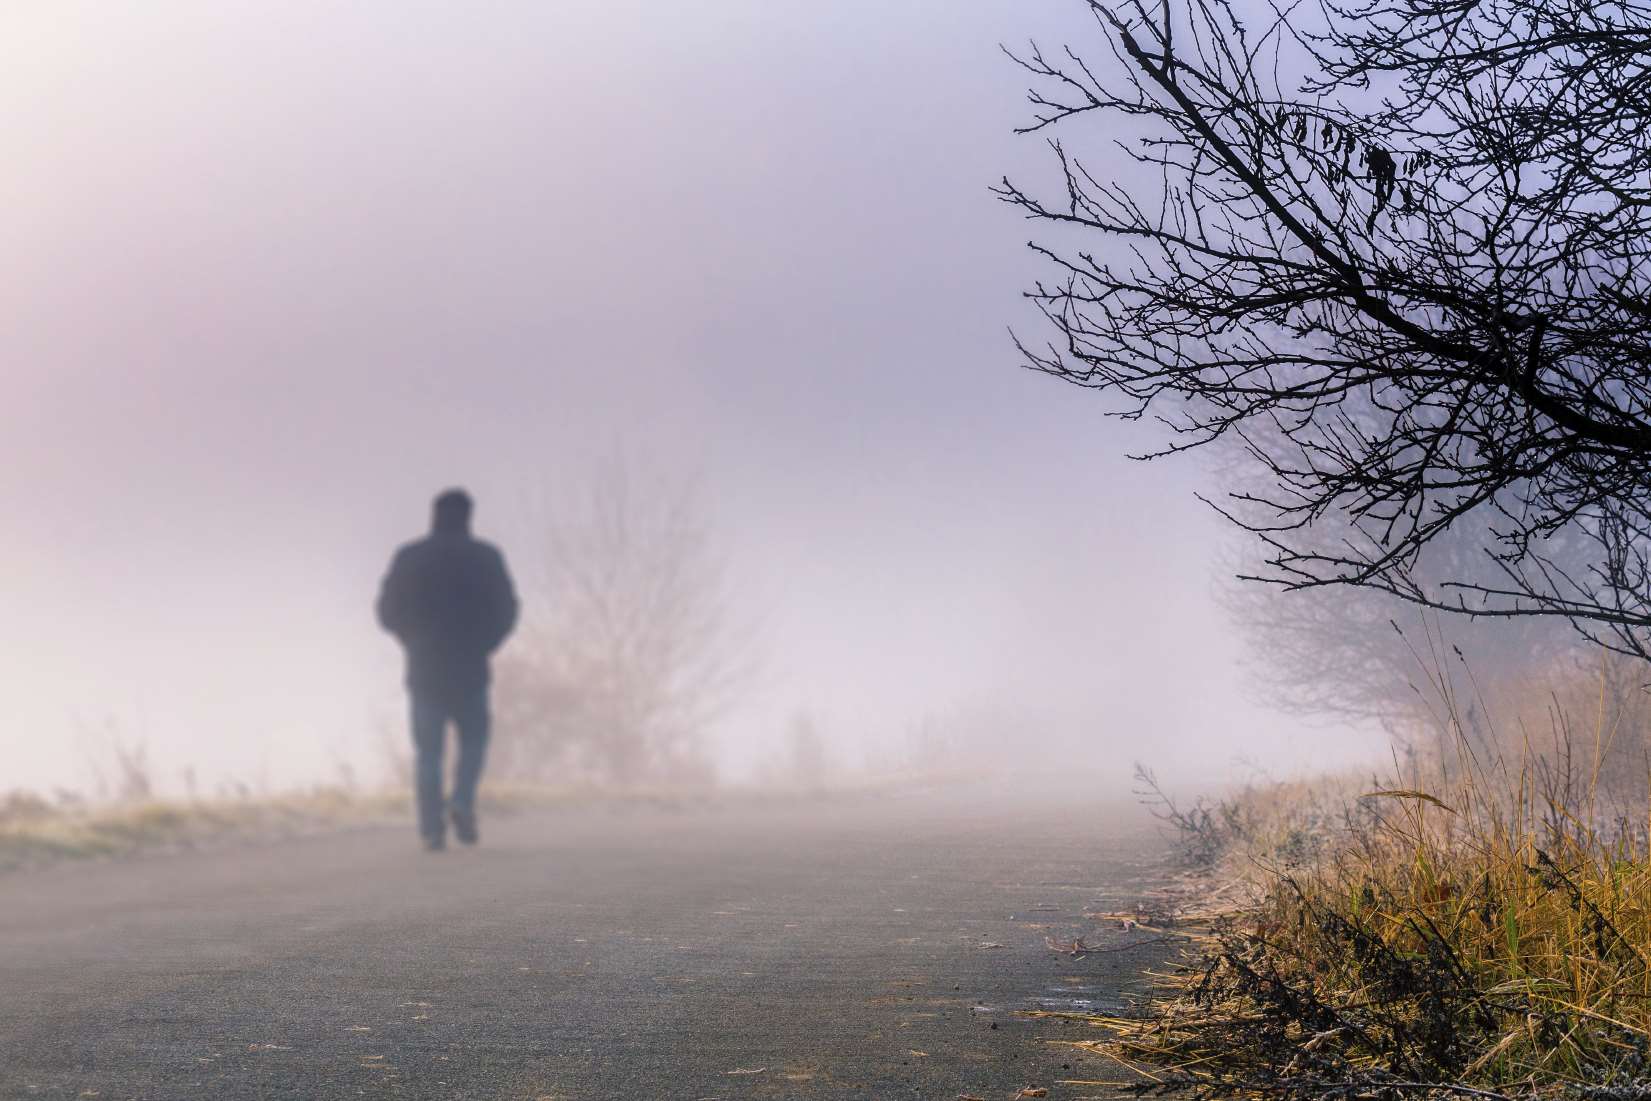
423 834 447 852
450 807 479 846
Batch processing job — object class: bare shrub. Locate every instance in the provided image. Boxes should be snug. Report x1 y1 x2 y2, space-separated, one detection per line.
0 791 57 827
76 719 155 803
755 712 832 791
490 460 747 788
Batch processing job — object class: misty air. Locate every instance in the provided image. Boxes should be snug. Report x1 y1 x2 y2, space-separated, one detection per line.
3 2 1649 1099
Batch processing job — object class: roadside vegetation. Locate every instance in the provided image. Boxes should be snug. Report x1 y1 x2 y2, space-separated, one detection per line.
0 786 404 871
0 765 966 873
0 782 674 873
0 707 964 874
1081 647 1651 1099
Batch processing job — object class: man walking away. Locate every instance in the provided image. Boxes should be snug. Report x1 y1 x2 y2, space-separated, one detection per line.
377 489 519 851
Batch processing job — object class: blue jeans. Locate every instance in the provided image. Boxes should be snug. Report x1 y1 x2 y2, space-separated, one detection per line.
410 689 490 842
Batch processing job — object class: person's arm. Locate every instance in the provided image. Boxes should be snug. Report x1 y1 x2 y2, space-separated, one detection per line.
376 548 412 639
483 547 520 652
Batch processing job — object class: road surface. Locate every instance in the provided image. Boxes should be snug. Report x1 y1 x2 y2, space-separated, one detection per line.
0 790 1173 1100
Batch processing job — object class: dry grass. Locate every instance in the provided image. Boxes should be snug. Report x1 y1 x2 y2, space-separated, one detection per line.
1085 662 1651 1100
0 786 400 870
0 767 954 874
0 782 699 873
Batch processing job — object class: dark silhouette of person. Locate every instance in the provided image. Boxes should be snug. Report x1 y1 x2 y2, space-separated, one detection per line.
377 489 518 850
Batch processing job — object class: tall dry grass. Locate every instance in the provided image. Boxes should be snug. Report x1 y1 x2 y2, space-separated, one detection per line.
1096 654 1651 1099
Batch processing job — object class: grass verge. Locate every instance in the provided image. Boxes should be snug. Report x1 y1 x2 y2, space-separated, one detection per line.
0 769 959 874
1072 730 1651 1097
0 783 705 873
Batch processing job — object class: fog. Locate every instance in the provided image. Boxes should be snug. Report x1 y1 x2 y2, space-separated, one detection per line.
0 1 1382 798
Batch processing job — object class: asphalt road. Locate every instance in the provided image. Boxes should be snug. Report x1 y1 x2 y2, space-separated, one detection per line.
0 789 1173 1100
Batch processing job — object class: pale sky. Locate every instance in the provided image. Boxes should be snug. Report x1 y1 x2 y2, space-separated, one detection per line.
0 1 1378 796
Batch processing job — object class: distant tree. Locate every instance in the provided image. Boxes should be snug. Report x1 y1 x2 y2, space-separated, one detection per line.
1221 521 1581 729
490 461 747 787
999 0 1651 658
775 712 830 791
1212 428 1584 727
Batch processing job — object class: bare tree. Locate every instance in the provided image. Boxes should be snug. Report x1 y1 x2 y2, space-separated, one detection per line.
998 0 1651 657
490 461 748 787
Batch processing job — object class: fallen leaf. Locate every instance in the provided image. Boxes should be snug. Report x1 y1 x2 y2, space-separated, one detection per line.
1015 1090 1049 1099
724 1067 766 1075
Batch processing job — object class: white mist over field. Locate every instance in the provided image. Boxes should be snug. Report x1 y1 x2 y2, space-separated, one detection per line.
0 1 1382 798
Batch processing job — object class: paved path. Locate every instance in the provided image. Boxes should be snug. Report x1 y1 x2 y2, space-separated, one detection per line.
0 791 1172 1100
